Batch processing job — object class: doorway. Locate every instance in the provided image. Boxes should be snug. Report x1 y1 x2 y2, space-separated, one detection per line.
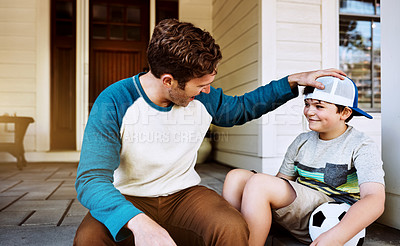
50 0 77 150
89 0 150 108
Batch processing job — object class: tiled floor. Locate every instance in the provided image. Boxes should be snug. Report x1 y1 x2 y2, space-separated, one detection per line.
0 161 232 246
0 161 400 246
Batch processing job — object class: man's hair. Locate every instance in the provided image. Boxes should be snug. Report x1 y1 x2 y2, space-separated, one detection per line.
303 86 354 122
147 19 222 89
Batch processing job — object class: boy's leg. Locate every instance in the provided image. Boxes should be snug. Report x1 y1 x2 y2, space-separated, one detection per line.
272 180 335 243
222 169 255 210
241 174 297 246
160 185 250 246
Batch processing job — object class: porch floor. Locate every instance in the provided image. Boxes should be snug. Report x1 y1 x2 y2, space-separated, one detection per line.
0 162 399 246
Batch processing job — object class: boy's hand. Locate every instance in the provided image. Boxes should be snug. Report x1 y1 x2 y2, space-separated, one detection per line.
310 230 345 246
127 213 177 246
288 68 347 89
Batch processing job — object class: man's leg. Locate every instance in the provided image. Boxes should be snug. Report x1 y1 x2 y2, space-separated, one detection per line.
158 185 250 246
73 212 134 246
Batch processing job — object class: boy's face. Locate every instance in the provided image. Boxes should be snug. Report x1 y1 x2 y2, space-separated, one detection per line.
303 99 347 140
168 73 215 107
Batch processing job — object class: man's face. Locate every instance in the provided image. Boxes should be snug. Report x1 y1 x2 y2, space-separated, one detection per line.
168 74 215 107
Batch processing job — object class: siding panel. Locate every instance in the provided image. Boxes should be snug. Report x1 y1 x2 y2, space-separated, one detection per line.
277 2 320 24
0 9 35 22
0 51 35 64
0 37 36 51
212 0 260 168
0 0 38 153
215 135 258 155
0 0 36 8
0 78 35 92
277 41 321 61
0 22 36 36
213 62 258 92
0 64 35 78
0 92 35 106
277 23 321 42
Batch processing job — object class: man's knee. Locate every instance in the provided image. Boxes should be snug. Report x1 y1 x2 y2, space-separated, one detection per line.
209 205 249 244
73 213 116 246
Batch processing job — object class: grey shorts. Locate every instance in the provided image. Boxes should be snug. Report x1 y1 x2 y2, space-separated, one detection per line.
272 180 335 243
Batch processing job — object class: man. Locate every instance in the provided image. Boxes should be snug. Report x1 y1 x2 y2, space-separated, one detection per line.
74 18 346 246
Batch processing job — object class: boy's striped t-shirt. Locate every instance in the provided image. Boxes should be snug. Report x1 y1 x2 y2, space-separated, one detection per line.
279 126 385 204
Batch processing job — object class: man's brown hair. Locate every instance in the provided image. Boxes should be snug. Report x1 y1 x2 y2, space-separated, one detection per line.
147 19 222 89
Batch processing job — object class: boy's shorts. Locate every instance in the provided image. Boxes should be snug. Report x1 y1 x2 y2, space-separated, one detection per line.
272 179 335 243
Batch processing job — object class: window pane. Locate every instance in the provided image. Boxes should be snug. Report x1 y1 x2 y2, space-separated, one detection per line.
93 24 107 39
56 21 73 36
110 25 124 40
339 20 372 108
56 1 73 19
110 5 124 23
93 4 107 22
372 22 381 108
126 26 140 41
127 7 141 24
376 0 380 15
340 0 375 15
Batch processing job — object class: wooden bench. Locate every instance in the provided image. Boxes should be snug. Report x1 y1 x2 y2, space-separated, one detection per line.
0 115 34 169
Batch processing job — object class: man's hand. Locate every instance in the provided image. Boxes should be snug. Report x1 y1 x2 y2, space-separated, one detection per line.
288 68 347 89
127 213 177 246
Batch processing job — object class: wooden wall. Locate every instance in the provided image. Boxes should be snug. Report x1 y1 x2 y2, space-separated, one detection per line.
0 0 37 152
211 0 262 170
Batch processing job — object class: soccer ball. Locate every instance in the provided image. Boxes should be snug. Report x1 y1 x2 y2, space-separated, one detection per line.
309 202 365 246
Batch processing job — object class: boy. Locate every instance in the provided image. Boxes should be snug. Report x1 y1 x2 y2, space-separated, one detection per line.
222 76 385 246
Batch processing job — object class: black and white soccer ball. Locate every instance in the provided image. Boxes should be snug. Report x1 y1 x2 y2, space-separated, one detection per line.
309 202 365 246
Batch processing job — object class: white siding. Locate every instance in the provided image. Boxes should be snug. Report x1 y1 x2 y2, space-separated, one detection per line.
179 0 213 32
379 0 400 229
0 0 37 153
211 0 262 170
258 0 324 173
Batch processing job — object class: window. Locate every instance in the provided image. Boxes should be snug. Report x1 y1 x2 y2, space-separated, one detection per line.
339 0 380 110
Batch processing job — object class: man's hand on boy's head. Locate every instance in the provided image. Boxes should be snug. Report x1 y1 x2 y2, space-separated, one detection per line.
288 68 347 89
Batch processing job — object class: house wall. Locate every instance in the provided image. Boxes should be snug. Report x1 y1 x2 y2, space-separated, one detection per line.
258 0 324 174
179 0 212 33
379 0 400 230
0 0 46 157
210 0 263 171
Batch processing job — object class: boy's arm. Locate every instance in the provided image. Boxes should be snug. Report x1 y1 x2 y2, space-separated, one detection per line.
276 172 296 181
310 182 385 246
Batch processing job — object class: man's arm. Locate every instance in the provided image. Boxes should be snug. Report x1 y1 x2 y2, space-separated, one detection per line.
310 182 385 246
288 68 347 89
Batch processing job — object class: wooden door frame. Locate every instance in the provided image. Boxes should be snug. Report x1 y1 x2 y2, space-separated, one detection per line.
75 0 162 150
50 0 77 150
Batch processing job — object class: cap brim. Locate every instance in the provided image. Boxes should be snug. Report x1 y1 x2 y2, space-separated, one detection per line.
351 107 373 119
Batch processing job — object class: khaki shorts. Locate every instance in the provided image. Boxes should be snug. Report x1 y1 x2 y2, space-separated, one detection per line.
272 180 335 243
